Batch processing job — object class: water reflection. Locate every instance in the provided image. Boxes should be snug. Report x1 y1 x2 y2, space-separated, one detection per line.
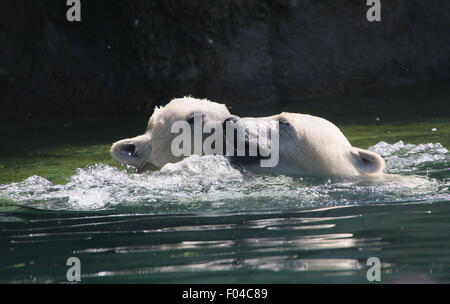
1 198 450 283
5 202 444 283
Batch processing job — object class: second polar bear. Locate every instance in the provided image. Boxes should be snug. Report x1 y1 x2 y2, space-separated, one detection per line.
111 97 385 177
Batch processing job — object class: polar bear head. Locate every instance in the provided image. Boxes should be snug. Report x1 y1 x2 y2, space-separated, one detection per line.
111 97 232 171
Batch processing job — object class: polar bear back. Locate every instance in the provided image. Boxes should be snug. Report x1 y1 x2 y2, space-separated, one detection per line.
275 112 384 176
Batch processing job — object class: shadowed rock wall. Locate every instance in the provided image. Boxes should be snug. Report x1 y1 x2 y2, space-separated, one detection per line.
1 0 449 114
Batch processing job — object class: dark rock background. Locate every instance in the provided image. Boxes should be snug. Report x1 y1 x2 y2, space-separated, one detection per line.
1 0 449 114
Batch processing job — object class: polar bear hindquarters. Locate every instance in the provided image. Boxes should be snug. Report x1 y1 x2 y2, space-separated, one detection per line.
225 113 385 177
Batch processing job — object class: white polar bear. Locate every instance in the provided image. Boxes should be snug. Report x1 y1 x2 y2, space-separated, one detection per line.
111 97 385 177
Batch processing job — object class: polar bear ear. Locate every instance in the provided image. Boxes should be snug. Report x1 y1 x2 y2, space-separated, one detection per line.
350 147 385 175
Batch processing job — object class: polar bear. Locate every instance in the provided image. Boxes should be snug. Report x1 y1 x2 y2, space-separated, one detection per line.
111 97 385 177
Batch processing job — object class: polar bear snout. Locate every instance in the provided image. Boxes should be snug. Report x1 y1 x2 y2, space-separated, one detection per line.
121 143 136 156
110 133 152 170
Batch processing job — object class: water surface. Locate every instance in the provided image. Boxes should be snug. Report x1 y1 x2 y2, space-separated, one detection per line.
0 82 449 283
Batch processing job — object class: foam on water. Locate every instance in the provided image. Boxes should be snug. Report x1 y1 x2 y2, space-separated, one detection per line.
0 142 448 212
369 141 449 174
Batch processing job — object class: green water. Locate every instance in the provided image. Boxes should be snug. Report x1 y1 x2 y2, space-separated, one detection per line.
0 82 449 283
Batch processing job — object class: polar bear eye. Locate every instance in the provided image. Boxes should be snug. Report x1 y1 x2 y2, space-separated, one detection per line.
187 115 195 125
278 119 291 127
186 112 204 125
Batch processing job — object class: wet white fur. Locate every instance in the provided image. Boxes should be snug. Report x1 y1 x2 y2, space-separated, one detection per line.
111 97 385 177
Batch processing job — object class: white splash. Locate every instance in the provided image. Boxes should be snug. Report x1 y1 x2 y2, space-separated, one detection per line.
369 141 449 174
0 142 448 211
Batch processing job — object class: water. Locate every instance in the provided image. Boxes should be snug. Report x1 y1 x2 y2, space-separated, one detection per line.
0 82 449 283
0 145 448 212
